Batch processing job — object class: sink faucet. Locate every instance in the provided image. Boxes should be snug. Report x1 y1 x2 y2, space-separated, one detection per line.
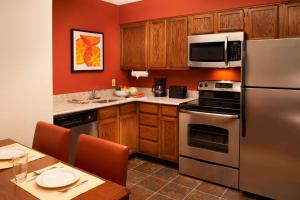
89 88 96 100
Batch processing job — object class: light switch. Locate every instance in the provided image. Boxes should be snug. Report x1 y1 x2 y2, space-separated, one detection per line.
112 79 116 87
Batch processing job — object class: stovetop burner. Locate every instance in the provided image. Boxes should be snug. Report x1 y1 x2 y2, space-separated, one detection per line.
180 81 241 115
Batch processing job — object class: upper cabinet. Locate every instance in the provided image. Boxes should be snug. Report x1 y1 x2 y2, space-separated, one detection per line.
245 5 279 39
280 2 300 38
148 20 167 69
166 17 188 69
215 9 244 32
188 13 214 35
121 22 148 70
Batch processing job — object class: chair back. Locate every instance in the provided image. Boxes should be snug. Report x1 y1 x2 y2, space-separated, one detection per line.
75 134 129 186
33 121 71 162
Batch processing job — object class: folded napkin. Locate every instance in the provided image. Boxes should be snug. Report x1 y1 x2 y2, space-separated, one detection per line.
0 143 45 169
12 162 105 200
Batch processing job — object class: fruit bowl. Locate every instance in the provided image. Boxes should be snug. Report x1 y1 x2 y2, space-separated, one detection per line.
114 90 129 97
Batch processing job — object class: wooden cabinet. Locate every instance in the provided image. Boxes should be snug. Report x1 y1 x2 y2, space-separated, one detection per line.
160 116 178 162
245 5 279 39
160 106 178 162
188 13 214 35
149 20 167 69
121 22 148 70
98 106 119 143
119 103 137 154
280 2 300 38
138 103 179 163
215 9 244 32
166 17 188 69
98 103 137 154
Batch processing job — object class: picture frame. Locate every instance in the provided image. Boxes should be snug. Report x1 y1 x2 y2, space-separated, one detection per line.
71 29 104 72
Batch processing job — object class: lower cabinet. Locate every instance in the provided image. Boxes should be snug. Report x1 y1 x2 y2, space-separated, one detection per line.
160 116 178 162
98 103 137 154
138 103 179 163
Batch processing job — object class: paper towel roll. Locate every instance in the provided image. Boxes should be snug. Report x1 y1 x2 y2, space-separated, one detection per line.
131 70 149 79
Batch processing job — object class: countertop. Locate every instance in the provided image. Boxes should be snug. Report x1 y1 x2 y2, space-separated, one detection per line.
53 96 197 116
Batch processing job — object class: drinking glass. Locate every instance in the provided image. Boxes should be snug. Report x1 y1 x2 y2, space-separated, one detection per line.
12 150 28 183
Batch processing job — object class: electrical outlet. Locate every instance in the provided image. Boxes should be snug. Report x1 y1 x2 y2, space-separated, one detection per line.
112 79 116 87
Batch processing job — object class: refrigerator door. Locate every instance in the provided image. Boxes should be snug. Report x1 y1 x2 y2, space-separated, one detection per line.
240 88 300 199
246 38 300 89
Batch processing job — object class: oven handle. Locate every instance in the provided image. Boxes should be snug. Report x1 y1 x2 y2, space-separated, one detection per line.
180 109 239 119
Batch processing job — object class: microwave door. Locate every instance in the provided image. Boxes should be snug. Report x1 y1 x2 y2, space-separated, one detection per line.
188 33 229 68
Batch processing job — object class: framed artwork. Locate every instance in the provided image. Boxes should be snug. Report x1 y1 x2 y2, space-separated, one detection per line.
71 29 104 72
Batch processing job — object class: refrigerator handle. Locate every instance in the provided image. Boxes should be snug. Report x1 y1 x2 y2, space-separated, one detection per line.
241 88 246 137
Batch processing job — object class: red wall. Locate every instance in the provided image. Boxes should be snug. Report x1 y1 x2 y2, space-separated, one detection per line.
120 0 284 89
53 0 129 94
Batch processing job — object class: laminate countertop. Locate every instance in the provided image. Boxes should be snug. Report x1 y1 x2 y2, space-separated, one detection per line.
53 96 197 116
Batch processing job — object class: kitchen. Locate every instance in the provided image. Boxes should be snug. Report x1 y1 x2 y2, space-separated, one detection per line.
1 0 300 199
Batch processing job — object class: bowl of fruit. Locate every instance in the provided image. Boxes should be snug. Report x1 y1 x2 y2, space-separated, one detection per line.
114 85 129 97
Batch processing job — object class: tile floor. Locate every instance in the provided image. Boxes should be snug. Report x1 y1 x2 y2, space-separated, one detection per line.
127 156 269 200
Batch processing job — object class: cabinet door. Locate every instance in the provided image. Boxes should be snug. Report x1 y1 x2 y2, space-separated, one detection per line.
160 116 178 162
215 10 244 32
120 113 137 154
121 22 148 70
245 5 278 39
166 17 188 69
188 13 214 35
99 117 119 143
149 20 167 69
280 2 300 38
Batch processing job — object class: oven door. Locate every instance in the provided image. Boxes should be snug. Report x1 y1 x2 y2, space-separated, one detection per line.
179 110 239 168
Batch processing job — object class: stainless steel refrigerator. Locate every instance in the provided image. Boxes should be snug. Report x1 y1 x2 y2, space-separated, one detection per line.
240 38 300 200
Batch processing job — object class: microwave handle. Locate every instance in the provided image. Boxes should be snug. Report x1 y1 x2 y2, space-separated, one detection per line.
224 36 228 66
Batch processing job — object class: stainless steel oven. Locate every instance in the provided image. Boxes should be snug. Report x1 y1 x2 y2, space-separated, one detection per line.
179 80 241 188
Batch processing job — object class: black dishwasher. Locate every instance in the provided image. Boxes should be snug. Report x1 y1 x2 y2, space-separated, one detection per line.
54 109 98 164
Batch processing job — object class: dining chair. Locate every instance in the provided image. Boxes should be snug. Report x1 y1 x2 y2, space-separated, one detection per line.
75 134 129 186
32 121 71 162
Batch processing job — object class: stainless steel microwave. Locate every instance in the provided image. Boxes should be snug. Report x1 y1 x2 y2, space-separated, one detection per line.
188 32 244 68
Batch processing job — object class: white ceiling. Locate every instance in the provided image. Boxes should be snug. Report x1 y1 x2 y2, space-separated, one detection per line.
102 0 142 5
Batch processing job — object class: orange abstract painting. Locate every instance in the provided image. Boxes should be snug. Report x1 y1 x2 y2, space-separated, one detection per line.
72 29 104 71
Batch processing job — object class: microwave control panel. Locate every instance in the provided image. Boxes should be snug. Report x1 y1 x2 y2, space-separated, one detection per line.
228 41 241 61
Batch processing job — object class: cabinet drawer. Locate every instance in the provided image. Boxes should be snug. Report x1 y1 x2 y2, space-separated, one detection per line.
139 103 159 114
139 113 159 127
161 105 178 117
120 103 136 115
139 139 159 156
139 126 159 142
98 106 118 120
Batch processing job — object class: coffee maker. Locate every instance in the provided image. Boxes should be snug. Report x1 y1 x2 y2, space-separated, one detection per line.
152 77 167 97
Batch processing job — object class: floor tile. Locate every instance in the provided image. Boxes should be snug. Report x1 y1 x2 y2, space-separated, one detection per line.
128 157 144 169
196 182 226 197
134 162 162 174
127 170 149 184
129 185 154 200
158 182 192 200
139 176 168 192
186 190 219 200
148 193 174 200
126 181 135 189
222 189 256 200
172 175 201 189
153 167 178 181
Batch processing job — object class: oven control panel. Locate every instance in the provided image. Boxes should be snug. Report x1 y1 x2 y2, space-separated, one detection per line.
198 81 241 92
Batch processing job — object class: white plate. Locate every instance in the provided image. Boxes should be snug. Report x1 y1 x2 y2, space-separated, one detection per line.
36 168 80 188
0 148 25 160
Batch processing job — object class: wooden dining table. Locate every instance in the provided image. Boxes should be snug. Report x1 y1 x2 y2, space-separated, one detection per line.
0 139 129 200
